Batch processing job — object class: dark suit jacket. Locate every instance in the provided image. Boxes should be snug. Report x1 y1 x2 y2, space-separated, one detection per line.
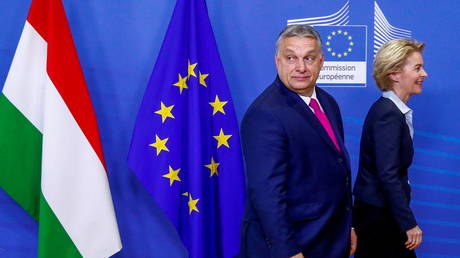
353 97 417 231
239 77 352 258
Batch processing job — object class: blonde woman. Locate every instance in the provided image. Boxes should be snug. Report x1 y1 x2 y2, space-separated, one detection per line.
353 39 428 257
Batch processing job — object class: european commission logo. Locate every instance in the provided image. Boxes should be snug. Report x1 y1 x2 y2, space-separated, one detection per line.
287 0 412 87
315 25 367 87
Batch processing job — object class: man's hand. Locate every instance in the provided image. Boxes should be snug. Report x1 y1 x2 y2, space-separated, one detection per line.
290 253 304 258
349 228 357 256
405 225 422 250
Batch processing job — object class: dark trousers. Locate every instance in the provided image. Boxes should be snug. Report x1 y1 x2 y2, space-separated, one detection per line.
353 200 416 258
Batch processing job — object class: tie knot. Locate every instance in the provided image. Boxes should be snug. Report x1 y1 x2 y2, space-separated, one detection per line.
309 98 321 113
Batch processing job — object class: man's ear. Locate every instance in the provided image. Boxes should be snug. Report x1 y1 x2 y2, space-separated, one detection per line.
320 53 325 67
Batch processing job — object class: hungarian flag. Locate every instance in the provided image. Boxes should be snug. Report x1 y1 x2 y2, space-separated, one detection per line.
0 0 122 257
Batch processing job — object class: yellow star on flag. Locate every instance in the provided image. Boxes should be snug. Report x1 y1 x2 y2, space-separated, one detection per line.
173 73 188 94
199 71 209 87
187 60 197 78
162 165 181 186
213 128 232 148
204 157 220 177
149 134 169 155
154 102 175 123
188 193 199 214
209 95 228 115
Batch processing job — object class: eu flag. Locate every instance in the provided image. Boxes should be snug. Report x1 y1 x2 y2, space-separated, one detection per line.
314 25 367 61
127 0 245 257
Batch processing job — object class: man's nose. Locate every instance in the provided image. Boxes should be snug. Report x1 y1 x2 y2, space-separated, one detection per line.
295 59 307 72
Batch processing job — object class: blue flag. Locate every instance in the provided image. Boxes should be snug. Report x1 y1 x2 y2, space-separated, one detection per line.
127 0 245 257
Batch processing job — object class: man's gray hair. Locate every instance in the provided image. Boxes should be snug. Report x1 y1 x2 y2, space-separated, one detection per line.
275 25 323 54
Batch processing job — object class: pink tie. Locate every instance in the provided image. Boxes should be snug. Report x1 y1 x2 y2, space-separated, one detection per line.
309 98 341 152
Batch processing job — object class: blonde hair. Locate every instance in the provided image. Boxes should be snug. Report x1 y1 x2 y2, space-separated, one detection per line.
373 38 425 91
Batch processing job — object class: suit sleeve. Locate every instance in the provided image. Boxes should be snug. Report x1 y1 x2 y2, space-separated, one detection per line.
372 109 417 231
241 107 300 257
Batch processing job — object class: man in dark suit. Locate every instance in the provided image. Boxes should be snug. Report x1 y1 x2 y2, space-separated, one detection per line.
239 25 356 258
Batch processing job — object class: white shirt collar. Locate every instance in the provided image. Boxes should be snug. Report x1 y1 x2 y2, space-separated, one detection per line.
298 87 324 112
383 90 414 139
382 91 412 115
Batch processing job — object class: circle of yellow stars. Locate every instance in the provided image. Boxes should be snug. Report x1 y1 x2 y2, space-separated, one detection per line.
147 59 235 215
325 29 354 58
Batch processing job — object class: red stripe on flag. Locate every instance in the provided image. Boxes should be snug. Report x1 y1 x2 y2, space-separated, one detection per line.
26 0 107 168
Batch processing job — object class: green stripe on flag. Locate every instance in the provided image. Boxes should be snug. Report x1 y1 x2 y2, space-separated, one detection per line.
0 94 42 220
38 193 81 258
0 94 82 256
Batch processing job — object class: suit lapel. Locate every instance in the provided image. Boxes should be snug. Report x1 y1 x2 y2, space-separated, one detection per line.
316 88 352 170
316 89 345 154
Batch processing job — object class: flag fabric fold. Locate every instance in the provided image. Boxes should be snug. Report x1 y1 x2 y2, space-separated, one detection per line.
128 0 245 257
0 0 122 257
